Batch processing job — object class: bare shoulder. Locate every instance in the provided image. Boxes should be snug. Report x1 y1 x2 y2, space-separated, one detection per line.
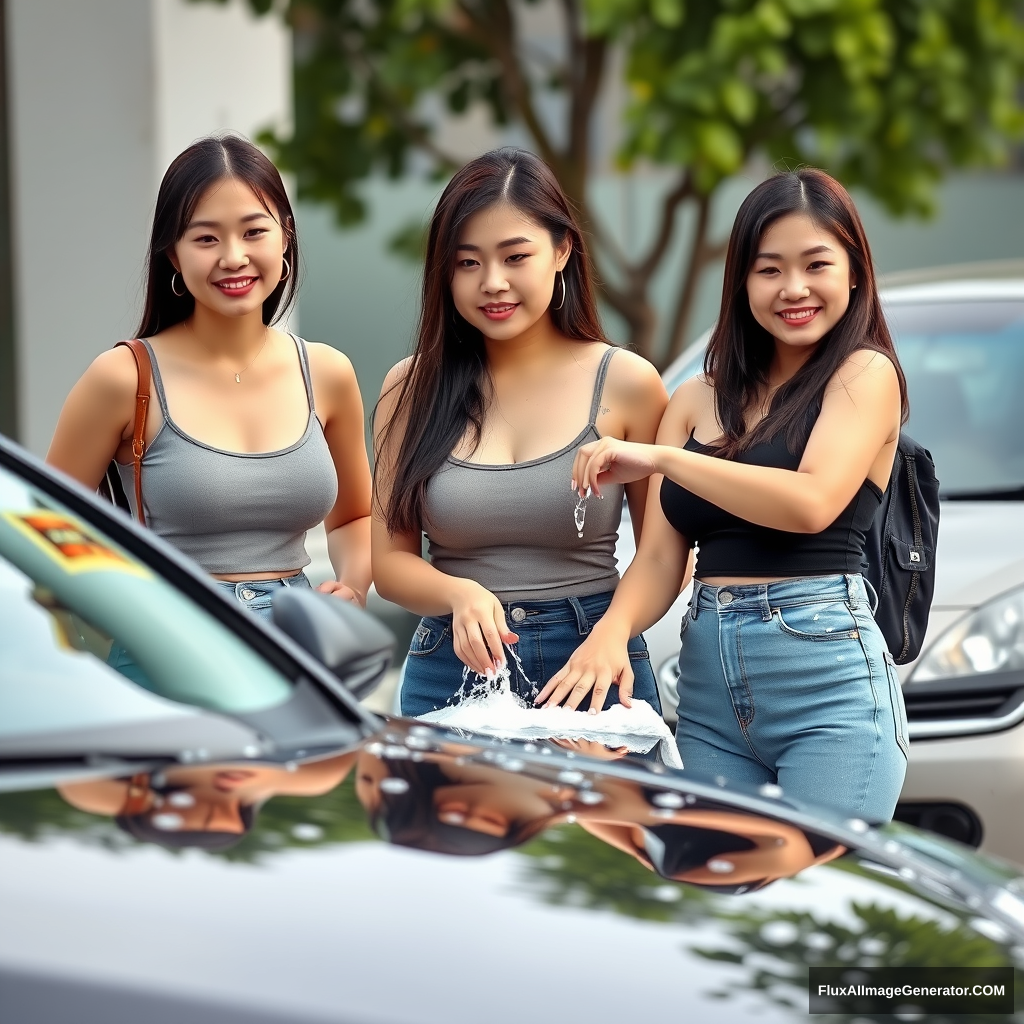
828 348 900 399
667 372 714 419
303 339 357 383
381 355 414 396
605 346 662 390
79 344 143 402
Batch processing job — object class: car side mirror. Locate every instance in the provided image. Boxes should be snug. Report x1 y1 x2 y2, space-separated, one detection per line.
272 589 395 701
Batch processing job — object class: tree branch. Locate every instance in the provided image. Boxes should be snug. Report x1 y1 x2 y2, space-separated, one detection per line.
664 193 713 364
330 28 464 170
637 172 693 281
456 0 560 169
557 0 607 200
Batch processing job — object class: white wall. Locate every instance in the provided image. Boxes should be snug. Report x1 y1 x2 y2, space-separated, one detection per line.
152 0 291 182
8 0 291 455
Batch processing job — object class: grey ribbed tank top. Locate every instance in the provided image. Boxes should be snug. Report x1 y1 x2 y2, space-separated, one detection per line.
423 347 623 603
116 335 338 574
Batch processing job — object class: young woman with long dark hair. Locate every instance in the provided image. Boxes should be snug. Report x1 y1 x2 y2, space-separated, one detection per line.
372 148 668 717
539 169 910 821
48 135 371 619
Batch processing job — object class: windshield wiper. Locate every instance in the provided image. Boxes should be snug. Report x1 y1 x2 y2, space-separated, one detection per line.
943 485 1024 501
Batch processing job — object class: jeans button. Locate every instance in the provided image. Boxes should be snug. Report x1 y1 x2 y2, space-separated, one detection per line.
510 607 527 623
240 588 257 601
718 591 734 605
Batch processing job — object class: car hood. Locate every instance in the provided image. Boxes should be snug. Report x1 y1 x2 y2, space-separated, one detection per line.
3 718 1024 1022
934 501 1024 608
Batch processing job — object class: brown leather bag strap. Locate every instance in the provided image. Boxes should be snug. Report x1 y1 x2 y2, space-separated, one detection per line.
114 339 151 526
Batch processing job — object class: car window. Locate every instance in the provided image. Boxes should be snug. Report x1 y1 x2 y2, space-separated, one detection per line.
0 465 293 743
887 299 1024 496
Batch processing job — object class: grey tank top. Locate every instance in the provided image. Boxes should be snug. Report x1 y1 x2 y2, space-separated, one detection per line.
424 347 624 603
116 335 338 574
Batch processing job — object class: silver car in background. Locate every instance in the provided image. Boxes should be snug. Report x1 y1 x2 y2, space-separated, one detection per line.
625 261 1024 865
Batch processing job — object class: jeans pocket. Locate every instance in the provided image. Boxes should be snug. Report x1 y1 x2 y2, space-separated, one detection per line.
774 600 860 641
409 618 451 657
679 605 693 643
885 652 910 758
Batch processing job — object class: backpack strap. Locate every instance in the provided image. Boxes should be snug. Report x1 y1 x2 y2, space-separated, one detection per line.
114 339 151 527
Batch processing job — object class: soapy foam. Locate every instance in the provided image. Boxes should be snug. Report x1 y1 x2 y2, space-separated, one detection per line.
423 644 682 768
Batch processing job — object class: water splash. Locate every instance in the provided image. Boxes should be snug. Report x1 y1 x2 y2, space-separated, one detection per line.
574 487 590 538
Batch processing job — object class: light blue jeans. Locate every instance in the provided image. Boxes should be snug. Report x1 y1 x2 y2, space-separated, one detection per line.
211 571 313 622
675 574 908 823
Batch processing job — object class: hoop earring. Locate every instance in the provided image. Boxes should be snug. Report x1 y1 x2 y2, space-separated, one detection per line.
170 271 186 297
553 270 567 311
280 258 290 282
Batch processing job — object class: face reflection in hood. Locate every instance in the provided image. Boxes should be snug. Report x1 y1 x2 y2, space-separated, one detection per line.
354 729 845 887
55 720 843 893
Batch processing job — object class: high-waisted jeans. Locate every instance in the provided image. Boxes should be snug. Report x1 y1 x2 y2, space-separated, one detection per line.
401 590 661 718
675 574 908 823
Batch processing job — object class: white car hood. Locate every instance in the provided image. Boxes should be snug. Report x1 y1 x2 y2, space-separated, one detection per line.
933 501 1024 609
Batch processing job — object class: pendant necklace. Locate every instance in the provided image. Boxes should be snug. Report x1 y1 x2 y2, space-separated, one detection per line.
233 331 269 383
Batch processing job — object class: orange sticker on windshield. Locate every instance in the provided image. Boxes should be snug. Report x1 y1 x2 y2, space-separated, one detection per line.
2 511 149 576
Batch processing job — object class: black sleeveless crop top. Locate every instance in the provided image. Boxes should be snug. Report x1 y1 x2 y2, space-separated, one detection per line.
659 425 884 578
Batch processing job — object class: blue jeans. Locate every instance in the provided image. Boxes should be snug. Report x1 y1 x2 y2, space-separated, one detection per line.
675 574 908 823
211 572 313 622
401 590 661 718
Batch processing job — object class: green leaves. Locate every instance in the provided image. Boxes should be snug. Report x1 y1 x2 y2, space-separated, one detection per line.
213 0 1024 359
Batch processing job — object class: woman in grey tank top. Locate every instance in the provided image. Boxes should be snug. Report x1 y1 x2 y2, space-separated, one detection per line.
373 149 668 717
48 136 371 625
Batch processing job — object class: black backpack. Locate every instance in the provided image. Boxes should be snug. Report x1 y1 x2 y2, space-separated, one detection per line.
862 433 940 664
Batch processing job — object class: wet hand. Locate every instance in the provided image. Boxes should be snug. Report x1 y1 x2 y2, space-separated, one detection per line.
318 581 365 607
571 437 660 499
450 579 519 677
536 629 633 713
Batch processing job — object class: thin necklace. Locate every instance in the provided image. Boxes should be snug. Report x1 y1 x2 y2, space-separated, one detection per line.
233 330 269 383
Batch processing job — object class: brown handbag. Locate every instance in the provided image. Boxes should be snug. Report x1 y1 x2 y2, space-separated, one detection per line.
97 339 152 526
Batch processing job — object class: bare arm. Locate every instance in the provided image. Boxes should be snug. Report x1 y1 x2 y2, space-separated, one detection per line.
537 398 693 711
370 360 517 676
575 350 902 534
46 347 139 487
310 344 373 605
605 350 669 542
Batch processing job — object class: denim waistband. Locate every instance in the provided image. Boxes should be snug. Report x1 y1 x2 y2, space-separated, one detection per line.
426 589 615 633
692 573 872 620
213 572 311 600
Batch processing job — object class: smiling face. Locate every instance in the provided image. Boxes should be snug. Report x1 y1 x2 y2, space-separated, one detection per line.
745 212 855 356
450 203 571 342
171 176 288 318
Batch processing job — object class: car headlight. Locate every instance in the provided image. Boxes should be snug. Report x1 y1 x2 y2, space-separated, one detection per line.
911 585 1024 681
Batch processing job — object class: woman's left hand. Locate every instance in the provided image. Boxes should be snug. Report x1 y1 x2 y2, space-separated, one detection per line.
572 437 660 498
317 580 366 607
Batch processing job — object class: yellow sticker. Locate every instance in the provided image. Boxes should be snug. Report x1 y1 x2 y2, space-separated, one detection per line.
2 511 151 577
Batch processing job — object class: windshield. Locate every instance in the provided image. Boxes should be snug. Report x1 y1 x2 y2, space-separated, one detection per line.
887 299 1024 497
0 464 294 748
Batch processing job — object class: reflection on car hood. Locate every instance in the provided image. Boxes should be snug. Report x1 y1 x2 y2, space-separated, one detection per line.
934 501 1024 607
2 719 1024 1023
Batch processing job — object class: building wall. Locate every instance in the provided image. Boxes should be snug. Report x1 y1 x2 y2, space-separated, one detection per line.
8 0 156 454
7 0 291 455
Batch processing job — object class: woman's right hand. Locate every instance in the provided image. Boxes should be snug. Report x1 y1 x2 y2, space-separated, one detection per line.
448 578 519 677
536 621 633 713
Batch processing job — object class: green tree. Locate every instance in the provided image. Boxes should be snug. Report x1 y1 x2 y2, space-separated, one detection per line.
212 0 1024 365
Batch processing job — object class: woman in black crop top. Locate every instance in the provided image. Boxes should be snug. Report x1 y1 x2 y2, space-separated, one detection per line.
539 169 911 823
